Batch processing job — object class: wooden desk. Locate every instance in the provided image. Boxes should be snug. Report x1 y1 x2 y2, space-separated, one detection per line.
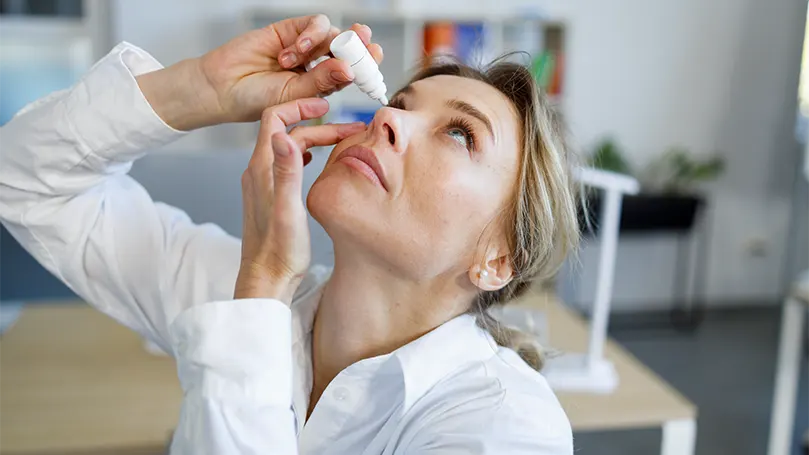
0 304 180 455
515 290 697 455
1 299 696 454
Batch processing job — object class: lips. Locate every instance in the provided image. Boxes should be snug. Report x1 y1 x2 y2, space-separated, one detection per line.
336 145 389 192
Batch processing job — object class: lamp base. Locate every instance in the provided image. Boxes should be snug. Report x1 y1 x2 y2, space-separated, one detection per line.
543 353 619 394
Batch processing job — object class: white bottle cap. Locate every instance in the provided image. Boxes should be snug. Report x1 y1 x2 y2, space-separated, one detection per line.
330 30 366 66
304 55 331 72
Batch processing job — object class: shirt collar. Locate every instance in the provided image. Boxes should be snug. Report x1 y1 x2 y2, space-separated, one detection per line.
391 313 499 413
289 268 500 414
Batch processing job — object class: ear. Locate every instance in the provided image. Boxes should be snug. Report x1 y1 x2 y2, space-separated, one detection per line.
468 254 514 292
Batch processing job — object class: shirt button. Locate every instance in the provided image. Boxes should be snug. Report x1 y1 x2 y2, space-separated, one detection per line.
332 386 350 401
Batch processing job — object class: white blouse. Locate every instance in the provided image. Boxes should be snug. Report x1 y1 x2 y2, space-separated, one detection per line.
0 42 573 455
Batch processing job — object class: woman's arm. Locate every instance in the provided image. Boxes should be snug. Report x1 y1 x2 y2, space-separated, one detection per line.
169 299 297 454
160 97 364 454
0 42 241 350
0 16 381 351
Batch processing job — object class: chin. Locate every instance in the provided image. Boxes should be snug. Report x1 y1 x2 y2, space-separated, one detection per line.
308 168 385 245
307 173 424 277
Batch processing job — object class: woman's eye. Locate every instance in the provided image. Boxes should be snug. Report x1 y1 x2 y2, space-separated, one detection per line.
447 128 469 147
388 98 406 110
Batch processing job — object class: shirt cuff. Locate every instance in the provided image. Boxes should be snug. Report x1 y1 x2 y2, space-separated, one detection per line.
66 41 186 162
170 299 293 407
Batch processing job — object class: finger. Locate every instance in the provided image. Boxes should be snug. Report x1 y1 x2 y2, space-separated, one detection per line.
289 122 366 150
318 81 352 98
271 133 305 204
350 23 372 45
251 109 278 172
252 98 330 167
349 24 383 64
265 98 331 133
303 26 340 61
281 58 355 102
276 14 332 69
368 43 384 64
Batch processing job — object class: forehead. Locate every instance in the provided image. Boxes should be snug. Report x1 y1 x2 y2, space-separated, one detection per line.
406 75 519 141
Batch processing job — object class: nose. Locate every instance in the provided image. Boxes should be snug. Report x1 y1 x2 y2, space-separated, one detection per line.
371 107 408 154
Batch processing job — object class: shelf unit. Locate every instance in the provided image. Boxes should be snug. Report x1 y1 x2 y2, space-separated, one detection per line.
246 6 567 122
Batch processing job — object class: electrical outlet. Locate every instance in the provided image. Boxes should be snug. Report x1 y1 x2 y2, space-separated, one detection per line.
744 237 769 257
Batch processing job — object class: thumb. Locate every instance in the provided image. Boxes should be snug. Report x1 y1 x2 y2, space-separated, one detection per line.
270 133 305 205
282 58 354 102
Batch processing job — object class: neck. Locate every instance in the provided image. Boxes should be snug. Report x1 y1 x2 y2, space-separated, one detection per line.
307 245 471 416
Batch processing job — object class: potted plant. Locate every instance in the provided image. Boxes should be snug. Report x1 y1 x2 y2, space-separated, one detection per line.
642 147 726 195
584 140 725 233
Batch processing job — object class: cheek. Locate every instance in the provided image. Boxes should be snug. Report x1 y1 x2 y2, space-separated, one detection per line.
404 156 504 254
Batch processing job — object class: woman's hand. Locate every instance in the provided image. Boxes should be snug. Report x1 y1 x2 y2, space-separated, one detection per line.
234 98 365 304
137 15 383 131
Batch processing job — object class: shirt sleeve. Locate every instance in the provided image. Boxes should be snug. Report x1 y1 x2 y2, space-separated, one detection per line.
168 299 298 455
0 42 241 352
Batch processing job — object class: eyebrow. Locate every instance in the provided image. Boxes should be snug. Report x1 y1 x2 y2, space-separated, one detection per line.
445 99 494 139
391 86 495 139
390 84 413 103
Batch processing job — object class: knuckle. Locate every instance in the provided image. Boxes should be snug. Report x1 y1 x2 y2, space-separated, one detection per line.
241 170 254 189
260 107 276 124
274 165 297 180
314 76 334 93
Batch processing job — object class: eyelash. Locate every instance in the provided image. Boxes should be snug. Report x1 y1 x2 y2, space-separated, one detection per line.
446 117 477 152
388 97 406 110
388 97 477 152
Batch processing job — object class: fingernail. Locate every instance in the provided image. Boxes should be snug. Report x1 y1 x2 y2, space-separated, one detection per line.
272 135 291 157
331 71 352 83
298 38 312 53
280 52 297 67
362 24 372 36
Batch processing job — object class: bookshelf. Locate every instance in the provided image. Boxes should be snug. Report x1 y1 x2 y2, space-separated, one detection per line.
246 7 567 124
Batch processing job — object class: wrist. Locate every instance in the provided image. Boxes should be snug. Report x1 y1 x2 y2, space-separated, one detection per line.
234 262 301 305
136 58 225 131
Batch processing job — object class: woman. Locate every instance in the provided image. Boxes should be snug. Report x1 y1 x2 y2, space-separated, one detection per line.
0 14 578 455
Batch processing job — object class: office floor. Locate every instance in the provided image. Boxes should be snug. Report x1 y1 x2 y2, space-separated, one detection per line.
574 306 808 455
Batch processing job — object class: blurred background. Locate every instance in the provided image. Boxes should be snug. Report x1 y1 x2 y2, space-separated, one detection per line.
0 0 807 454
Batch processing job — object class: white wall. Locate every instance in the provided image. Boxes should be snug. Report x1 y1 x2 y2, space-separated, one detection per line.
111 0 806 310
552 0 805 309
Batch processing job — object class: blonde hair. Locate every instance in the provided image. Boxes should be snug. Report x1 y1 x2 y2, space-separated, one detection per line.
409 59 580 371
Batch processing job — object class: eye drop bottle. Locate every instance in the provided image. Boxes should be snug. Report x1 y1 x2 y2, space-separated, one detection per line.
330 30 388 106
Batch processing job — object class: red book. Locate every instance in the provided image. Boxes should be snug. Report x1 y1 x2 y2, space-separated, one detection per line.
549 52 564 96
423 22 456 67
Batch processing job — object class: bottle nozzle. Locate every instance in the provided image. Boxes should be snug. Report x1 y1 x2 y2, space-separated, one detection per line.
378 96 388 106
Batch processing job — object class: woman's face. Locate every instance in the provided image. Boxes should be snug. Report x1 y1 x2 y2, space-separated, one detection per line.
308 75 521 282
